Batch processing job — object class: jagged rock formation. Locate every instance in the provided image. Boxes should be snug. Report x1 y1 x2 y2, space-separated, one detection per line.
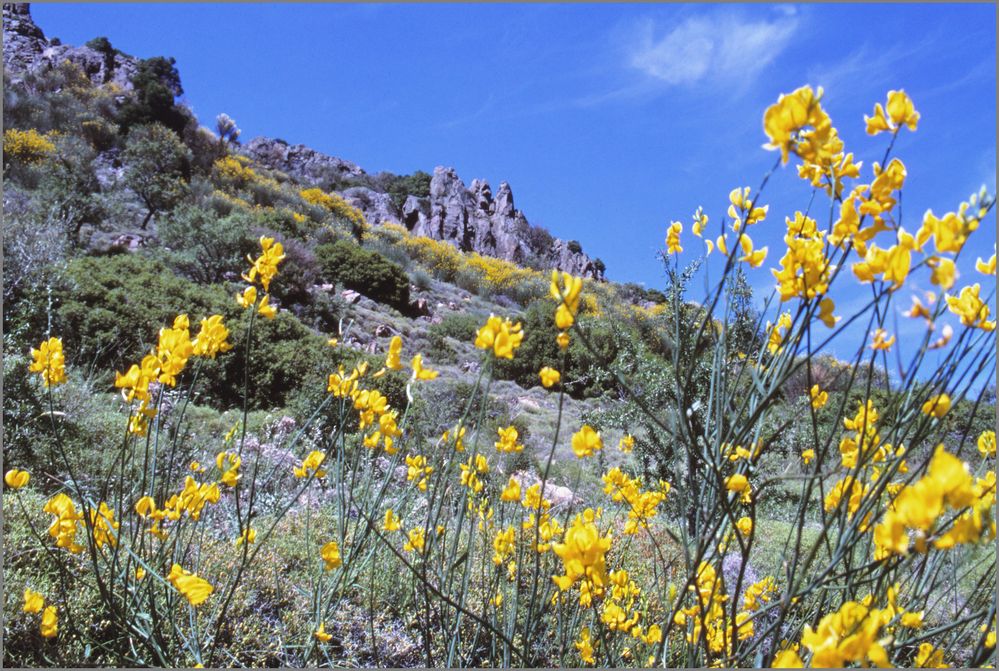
247 138 605 279
401 167 604 279
3 3 138 90
242 136 366 187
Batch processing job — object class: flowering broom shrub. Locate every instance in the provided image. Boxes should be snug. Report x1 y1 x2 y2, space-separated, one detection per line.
4 87 996 668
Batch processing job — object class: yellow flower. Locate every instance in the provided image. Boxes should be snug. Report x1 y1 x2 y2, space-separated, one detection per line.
410 354 438 381
809 384 828 409
772 647 805 668
383 509 401 532
575 626 595 665
490 592 503 607
28 337 67 387
928 256 957 290
404 527 426 554
314 622 333 643
618 434 635 453
692 207 708 237
550 271 584 329
43 493 84 553
385 335 403 370
870 328 895 351
553 509 612 590
216 451 242 488
192 315 232 358
901 611 925 628
40 605 58 639
905 293 934 320
571 425 603 458
294 450 327 479
5 469 30 489
976 252 996 276
946 284 995 331
913 642 946 668
921 393 951 419
801 601 890 667
89 501 119 549
762 85 825 163
801 448 815 465
737 232 767 268
492 526 517 565
257 293 277 319
726 473 749 493
495 425 523 453
235 527 256 546
538 366 560 388
23 588 44 613
135 567 146 581
405 455 433 491
236 284 257 309
556 331 570 349
501 477 522 502
242 236 286 292
167 564 214 606
736 516 753 536
474 314 524 359
666 221 683 254
321 540 342 570
865 90 919 135
977 430 996 457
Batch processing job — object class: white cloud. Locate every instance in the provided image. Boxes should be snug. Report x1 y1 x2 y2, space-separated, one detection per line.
627 12 798 88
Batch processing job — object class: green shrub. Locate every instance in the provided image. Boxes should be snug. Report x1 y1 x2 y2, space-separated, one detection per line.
123 123 192 228
157 204 257 284
491 301 619 399
314 240 410 312
52 254 340 409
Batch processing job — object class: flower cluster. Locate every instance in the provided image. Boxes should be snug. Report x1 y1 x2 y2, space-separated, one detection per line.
29 337 67 388
873 445 994 558
237 236 286 318
602 467 670 535
474 314 524 359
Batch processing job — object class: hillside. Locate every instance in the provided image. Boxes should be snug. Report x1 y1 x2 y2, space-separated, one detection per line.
3 1 641 485
3 4 996 669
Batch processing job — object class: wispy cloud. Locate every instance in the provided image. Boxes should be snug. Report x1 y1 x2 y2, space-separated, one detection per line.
625 11 798 89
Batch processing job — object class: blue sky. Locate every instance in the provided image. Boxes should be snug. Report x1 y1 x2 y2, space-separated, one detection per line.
34 3 997 379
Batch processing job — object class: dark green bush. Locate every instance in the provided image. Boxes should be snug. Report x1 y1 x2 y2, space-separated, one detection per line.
314 240 410 312
51 254 340 409
116 56 193 136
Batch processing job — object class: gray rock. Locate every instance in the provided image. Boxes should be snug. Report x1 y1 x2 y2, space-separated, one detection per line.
407 166 604 279
342 186 398 227
3 4 138 90
241 136 365 187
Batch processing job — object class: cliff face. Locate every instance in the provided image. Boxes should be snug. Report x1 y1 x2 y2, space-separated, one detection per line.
3 3 606 280
3 2 139 90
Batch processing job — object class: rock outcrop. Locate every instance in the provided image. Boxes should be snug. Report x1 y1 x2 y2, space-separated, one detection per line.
242 136 366 188
3 3 138 90
245 141 605 278
400 166 604 279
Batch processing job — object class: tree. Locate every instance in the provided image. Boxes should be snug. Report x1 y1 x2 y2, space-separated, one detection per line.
116 56 191 135
123 123 192 229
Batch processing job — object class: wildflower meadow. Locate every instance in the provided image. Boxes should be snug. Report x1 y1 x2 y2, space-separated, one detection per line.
4 78 997 669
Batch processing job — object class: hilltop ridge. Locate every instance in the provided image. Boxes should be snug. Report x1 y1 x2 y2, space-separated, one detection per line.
3 2 605 279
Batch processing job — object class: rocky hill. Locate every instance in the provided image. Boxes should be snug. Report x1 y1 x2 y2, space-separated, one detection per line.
3 2 604 279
